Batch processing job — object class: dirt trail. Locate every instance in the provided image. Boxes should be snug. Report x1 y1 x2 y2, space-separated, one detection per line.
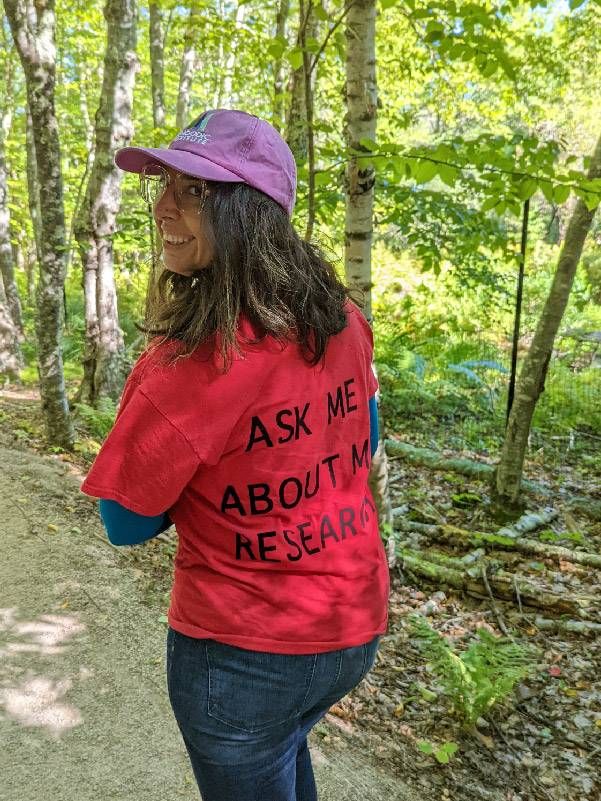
0 430 415 801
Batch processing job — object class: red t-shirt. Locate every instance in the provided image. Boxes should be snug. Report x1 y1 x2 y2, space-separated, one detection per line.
81 300 390 654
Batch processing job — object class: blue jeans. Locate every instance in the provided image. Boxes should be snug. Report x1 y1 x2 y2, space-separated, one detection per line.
166 626 381 801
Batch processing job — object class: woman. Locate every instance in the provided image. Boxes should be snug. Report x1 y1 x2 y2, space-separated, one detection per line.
81 108 390 801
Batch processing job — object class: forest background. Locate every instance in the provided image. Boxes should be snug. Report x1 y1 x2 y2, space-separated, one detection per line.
0 0 600 511
2 2 601 797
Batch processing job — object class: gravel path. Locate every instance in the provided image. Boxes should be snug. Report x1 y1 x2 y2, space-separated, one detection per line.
0 435 414 800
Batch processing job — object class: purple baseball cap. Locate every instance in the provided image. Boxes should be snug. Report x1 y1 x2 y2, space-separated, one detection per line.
114 108 297 216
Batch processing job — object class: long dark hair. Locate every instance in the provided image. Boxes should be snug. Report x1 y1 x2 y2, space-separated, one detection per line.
137 180 364 371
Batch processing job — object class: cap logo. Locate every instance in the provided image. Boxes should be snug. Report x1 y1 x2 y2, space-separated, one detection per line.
175 111 216 145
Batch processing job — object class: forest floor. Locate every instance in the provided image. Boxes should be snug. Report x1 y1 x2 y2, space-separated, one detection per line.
1 385 600 801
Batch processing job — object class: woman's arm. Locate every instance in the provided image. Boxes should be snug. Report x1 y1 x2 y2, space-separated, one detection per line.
369 395 379 458
98 499 172 546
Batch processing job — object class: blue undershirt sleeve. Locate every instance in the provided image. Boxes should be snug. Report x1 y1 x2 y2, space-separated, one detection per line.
369 394 379 458
98 499 172 546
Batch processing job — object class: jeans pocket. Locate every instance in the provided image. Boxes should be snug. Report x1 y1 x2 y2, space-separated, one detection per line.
166 627 177 680
206 641 318 733
360 635 381 682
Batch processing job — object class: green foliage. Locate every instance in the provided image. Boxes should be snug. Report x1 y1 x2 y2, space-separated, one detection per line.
417 739 459 764
74 398 118 440
409 614 538 726
538 529 586 546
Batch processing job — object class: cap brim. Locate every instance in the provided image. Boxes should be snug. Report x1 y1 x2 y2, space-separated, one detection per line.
114 146 243 183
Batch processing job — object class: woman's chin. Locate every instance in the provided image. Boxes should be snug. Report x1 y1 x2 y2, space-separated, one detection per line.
165 263 211 277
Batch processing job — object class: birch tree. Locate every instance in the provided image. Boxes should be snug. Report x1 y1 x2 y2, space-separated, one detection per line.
74 0 138 404
5 0 74 448
25 107 41 284
176 3 201 129
0 40 24 341
149 0 165 129
218 0 247 106
272 0 289 133
493 130 601 512
344 0 393 533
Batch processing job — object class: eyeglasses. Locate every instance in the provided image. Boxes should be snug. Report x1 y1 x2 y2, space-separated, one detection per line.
139 164 210 213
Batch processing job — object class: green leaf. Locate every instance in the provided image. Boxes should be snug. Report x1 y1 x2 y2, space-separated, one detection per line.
314 3 329 20
359 137 378 151
438 164 458 187
314 172 330 187
540 180 554 204
481 196 500 212
418 741 434 754
412 160 438 184
305 37 320 54
569 0 586 8
553 184 570 204
267 37 287 59
286 47 304 71
380 0 399 8
480 60 498 78
516 178 538 201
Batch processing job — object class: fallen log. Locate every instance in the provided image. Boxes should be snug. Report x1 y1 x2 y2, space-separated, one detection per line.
418 523 601 570
385 439 601 520
532 616 601 636
396 548 598 619
495 508 559 537
385 440 545 492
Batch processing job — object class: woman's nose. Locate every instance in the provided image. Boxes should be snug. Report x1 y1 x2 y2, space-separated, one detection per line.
154 182 179 218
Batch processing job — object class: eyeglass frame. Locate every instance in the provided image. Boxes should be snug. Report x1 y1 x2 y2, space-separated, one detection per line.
139 163 210 214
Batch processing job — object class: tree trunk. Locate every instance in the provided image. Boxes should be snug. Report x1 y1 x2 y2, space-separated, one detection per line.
74 0 138 406
149 1 165 130
344 0 377 321
222 1 247 106
65 61 96 278
272 0 289 133
5 0 74 449
176 4 201 130
0 49 24 341
493 131 601 512
0 293 22 380
285 1 312 167
344 0 392 535
25 108 41 294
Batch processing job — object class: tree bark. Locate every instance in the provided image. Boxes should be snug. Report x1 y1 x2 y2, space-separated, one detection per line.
5 0 74 448
24 108 41 298
149 1 165 129
344 0 377 321
344 0 391 535
176 5 201 130
493 131 601 512
220 1 247 106
285 1 314 167
0 48 24 342
74 0 138 405
272 0 289 133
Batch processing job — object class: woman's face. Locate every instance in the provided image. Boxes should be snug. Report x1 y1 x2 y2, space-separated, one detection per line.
152 166 214 276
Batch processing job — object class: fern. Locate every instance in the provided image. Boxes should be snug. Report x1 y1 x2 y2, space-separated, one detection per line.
74 398 118 439
409 614 537 726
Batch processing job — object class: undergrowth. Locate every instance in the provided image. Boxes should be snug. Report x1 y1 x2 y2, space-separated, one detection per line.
408 614 539 727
